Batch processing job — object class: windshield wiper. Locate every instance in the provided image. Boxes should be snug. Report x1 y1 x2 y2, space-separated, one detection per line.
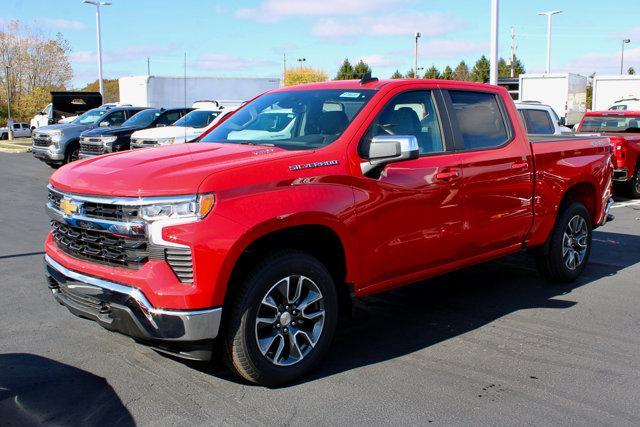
236 141 275 147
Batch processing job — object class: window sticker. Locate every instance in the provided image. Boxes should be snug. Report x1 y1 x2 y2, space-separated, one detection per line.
339 92 361 98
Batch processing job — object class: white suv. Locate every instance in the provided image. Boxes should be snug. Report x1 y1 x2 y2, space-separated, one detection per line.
515 102 572 135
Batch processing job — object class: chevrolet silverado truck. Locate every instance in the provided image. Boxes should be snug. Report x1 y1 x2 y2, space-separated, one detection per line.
44 78 613 385
576 110 640 197
79 107 192 158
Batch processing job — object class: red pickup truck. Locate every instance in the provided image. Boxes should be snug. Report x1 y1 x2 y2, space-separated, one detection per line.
576 110 640 197
44 78 613 385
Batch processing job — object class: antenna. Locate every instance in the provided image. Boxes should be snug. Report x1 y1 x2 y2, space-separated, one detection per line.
184 52 187 144
360 71 378 85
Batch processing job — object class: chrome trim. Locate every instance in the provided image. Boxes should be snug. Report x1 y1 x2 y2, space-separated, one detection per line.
46 202 146 236
45 254 222 344
48 184 196 206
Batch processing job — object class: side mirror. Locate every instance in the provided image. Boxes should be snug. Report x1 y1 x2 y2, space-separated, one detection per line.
99 121 109 127
361 135 419 175
558 117 566 126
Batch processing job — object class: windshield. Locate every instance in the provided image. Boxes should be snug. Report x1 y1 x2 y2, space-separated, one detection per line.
579 115 640 133
72 108 107 125
173 110 220 128
201 89 375 150
122 109 160 127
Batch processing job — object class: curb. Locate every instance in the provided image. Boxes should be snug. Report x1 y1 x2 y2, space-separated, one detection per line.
0 144 31 153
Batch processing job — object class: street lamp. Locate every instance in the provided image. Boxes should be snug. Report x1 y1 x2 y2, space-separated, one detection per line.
538 10 562 74
4 65 12 141
297 58 306 67
414 32 421 77
621 39 631 75
82 0 111 97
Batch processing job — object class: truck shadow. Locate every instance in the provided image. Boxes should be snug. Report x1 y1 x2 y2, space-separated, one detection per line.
300 229 640 385
0 353 134 426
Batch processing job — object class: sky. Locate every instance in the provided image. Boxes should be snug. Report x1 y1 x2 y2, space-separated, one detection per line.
3 0 640 88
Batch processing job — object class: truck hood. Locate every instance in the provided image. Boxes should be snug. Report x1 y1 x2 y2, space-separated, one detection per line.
131 126 201 140
36 123 90 135
50 143 302 197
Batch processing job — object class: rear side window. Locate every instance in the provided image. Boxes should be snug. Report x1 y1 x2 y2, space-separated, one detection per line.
105 110 126 126
158 111 183 126
449 91 510 150
522 109 554 134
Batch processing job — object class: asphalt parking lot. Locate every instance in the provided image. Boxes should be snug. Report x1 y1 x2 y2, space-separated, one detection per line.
1 152 639 425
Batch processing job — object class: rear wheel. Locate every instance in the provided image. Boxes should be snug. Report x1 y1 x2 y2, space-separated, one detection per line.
627 164 640 198
536 201 592 282
223 250 338 386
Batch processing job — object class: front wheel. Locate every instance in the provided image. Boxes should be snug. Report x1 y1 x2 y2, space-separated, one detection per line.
223 251 338 386
536 201 592 282
65 143 80 164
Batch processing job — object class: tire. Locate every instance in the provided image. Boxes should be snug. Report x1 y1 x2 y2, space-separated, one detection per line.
65 142 80 164
223 250 338 386
0 132 7 140
536 201 592 282
626 164 640 198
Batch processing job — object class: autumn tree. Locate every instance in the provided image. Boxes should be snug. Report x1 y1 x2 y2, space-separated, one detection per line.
441 66 453 80
423 65 440 79
335 58 355 80
285 67 328 86
81 79 119 104
453 61 470 81
470 55 490 82
390 69 403 79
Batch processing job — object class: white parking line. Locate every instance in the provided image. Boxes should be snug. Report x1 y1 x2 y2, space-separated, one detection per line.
611 200 640 208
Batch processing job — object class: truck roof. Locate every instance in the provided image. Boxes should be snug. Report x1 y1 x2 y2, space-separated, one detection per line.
269 78 499 92
584 110 640 117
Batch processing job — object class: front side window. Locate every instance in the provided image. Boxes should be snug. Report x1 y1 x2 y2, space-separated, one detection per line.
361 90 444 156
522 109 554 134
609 105 627 111
73 108 107 125
174 110 219 128
579 115 640 132
123 109 160 128
103 110 126 127
201 89 375 150
449 91 510 150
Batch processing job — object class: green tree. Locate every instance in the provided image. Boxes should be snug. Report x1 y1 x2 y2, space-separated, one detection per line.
498 58 510 78
404 69 417 78
441 65 453 80
335 58 355 80
470 55 491 82
423 65 440 79
353 60 372 79
629 67 636 75
285 67 328 86
390 69 403 79
81 79 120 104
453 61 470 81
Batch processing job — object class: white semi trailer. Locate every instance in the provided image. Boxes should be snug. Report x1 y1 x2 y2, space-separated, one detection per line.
591 75 640 111
518 73 587 126
118 76 281 108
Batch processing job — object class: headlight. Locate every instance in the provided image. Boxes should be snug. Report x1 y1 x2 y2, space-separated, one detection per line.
156 137 175 145
101 136 117 146
50 130 63 145
140 193 215 221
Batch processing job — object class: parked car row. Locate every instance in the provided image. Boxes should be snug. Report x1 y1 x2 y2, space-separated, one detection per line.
32 101 236 167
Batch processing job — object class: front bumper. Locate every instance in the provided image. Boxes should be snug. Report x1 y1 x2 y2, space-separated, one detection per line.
32 146 64 161
78 151 102 159
613 168 629 182
45 254 222 361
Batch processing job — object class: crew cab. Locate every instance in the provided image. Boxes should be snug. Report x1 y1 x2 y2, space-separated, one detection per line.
130 105 235 149
515 101 572 135
32 106 146 167
79 108 191 158
576 110 640 197
44 78 613 385
1 122 32 139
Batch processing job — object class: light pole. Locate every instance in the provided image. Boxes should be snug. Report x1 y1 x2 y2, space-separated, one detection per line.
414 32 421 77
4 65 12 141
489 0 499 85
621 39 631 75
538 10 562 74
82 0 111 97
297 58 306 68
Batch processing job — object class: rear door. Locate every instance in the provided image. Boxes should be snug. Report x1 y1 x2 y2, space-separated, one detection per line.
354 87 464 288
443 89 534 257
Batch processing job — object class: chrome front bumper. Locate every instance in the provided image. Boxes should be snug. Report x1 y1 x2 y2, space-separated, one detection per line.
44 255 222 360
32 146 64 161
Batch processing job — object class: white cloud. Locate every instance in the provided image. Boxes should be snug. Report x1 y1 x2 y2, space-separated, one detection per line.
70 46 176 64
193 53 278 71
357 55 395 68
419 39 488 59
562 46 640 75
36 18 87 31
236 0 410 22
312 12 461 39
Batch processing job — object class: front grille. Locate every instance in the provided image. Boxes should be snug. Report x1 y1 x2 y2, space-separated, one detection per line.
80 143 104 154
52 220 148 268
131 139 158 149
48 188 138 221
58 284 109 315
48 190 62 210
33 136 51 147
165 247 193 283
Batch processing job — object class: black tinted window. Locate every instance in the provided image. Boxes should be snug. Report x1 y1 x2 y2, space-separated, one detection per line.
363 90 444 156
104 110 126 126
449 91 510 149
522 109 554 134
158 111 184 126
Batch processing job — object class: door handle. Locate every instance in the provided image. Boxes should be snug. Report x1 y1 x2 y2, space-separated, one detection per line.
435 169 460 181
511 162 529 171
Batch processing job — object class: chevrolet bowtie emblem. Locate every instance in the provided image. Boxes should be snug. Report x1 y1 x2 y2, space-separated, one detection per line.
60 198 80 216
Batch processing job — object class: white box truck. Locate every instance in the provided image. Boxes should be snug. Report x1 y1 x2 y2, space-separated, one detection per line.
118 76 281 108
591 75 640 111
518 73 588 126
